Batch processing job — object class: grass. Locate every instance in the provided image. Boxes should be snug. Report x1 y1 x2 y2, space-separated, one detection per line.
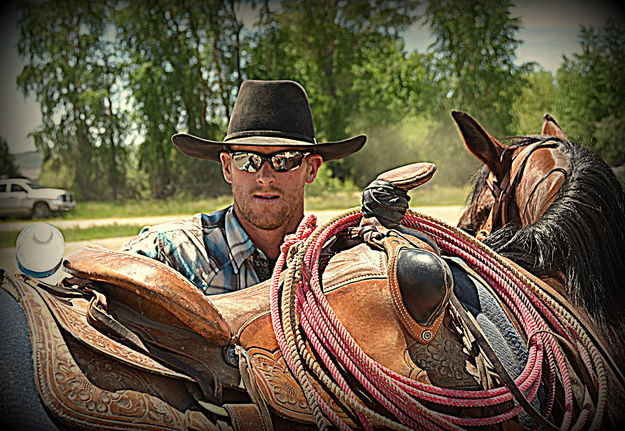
0 224 146 249
51 195 235 220
0 186 468 247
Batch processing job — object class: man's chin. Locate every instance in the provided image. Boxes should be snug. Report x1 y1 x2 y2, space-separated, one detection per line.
239 206 290 230
247 215 290 230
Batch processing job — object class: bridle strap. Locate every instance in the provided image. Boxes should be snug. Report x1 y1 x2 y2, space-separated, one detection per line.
478 140 560 239
476 173 509 240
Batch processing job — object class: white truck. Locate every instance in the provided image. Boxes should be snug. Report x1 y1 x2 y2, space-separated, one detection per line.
0 178 77 219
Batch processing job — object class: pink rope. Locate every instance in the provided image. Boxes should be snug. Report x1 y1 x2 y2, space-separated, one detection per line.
269 211 588 430
404 216 576 428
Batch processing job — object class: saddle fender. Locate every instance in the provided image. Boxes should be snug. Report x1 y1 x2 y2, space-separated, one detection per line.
1 272 220 431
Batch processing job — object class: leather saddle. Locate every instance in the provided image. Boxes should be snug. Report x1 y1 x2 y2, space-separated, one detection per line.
0 162 508 430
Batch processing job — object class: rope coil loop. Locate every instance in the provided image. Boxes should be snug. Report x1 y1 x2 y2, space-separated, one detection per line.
268 208 608 430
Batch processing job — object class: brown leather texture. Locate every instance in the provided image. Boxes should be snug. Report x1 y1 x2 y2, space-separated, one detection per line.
384 235 451 344
65 246 232 346
235 237 486 425
2 275 216 431
40 283 194 380
223 403 270 431
375 162 437 191
3 232 514 429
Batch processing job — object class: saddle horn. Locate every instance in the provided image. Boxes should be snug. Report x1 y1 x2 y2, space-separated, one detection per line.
361 162 436 228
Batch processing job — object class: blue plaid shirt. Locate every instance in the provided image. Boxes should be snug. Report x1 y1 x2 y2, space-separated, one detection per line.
120 206 273 294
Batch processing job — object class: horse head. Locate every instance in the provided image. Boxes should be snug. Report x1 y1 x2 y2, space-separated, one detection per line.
455 111 570 239
455 110 625 365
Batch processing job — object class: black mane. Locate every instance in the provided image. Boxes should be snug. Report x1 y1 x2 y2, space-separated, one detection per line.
468 137 625 338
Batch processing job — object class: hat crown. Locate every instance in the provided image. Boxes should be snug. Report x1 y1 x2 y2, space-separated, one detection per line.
171 79 366 161
225 80 315 143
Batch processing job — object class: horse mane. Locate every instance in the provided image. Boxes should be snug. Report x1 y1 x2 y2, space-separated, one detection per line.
468 136 625 342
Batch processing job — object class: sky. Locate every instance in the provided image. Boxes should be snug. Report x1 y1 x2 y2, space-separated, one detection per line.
1 0 624 155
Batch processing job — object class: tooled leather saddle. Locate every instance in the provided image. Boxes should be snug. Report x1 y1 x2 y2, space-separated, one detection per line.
1 163 524 430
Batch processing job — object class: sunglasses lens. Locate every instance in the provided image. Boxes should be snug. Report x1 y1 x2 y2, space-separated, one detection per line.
270 151 305 172
229 151 308 173
231 152 263 172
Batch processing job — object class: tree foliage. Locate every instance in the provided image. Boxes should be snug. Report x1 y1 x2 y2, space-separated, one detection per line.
417 0 531 186
247 0 420 180
0 137 21 178
114 0 245 198
13 0 619 200
424 0 531 136
512 68 558 135
17 0 130 200
556 19 625 166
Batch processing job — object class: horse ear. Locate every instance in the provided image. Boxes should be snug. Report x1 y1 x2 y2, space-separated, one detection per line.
451 111 509 182
540 114 568 141
541 114 568 140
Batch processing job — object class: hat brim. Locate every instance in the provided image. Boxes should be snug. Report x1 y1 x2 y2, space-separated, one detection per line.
172 133 366 162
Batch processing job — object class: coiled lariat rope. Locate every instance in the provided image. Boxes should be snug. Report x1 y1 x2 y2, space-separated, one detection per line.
269 208 608 431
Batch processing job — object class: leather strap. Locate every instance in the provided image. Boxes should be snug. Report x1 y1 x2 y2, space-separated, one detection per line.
223 404 271 431
450 295 560 431
86 290 151 354
237 348 274 431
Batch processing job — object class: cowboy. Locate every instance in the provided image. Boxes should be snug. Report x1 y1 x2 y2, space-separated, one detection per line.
121 80 366 294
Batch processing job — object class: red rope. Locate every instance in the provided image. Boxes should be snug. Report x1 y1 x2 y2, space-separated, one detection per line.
269 211 592 430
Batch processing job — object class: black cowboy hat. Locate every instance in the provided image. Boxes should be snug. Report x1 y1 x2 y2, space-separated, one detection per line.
172 80 366 161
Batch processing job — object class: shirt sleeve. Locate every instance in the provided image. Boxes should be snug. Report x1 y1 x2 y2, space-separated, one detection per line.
119 221 220 292
119 226 160 259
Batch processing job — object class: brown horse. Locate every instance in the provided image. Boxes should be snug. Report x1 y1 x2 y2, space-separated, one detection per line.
454 110 625 370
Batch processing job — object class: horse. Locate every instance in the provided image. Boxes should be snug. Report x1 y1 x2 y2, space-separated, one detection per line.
1 123 624 430
454 111 625 369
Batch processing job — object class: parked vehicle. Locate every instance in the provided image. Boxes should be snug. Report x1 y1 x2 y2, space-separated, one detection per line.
0 178 77 219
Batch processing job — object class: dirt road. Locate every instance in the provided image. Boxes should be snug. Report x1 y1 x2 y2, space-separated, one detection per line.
0 206 462 276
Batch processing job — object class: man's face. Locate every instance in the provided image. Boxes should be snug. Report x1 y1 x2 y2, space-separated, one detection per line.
220 145 323 231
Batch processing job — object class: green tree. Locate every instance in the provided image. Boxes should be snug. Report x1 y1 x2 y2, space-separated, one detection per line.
512 68 558 135
0 137 21 178
555 19 625 166
247 0 420 181
420 0 531 186
115 0 245 198
16 0 130 200
424 0 530 136
348 49 443 185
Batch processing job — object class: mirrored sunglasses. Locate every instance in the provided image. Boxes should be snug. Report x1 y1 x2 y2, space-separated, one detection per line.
229 150 310 173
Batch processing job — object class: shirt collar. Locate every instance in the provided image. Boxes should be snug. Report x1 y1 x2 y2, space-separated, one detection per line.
224 206 263 272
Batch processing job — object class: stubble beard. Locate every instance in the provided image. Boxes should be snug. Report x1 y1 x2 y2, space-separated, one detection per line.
234 188 295 231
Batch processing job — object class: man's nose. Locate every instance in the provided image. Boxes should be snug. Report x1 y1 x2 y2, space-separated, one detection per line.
256 160 277 186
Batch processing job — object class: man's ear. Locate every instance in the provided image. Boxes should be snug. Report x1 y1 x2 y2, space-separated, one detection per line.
305 154 323 184
220 152 233 184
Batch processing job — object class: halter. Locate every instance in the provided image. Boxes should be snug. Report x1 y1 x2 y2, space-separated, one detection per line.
477 138 567 240
270 209 610 430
